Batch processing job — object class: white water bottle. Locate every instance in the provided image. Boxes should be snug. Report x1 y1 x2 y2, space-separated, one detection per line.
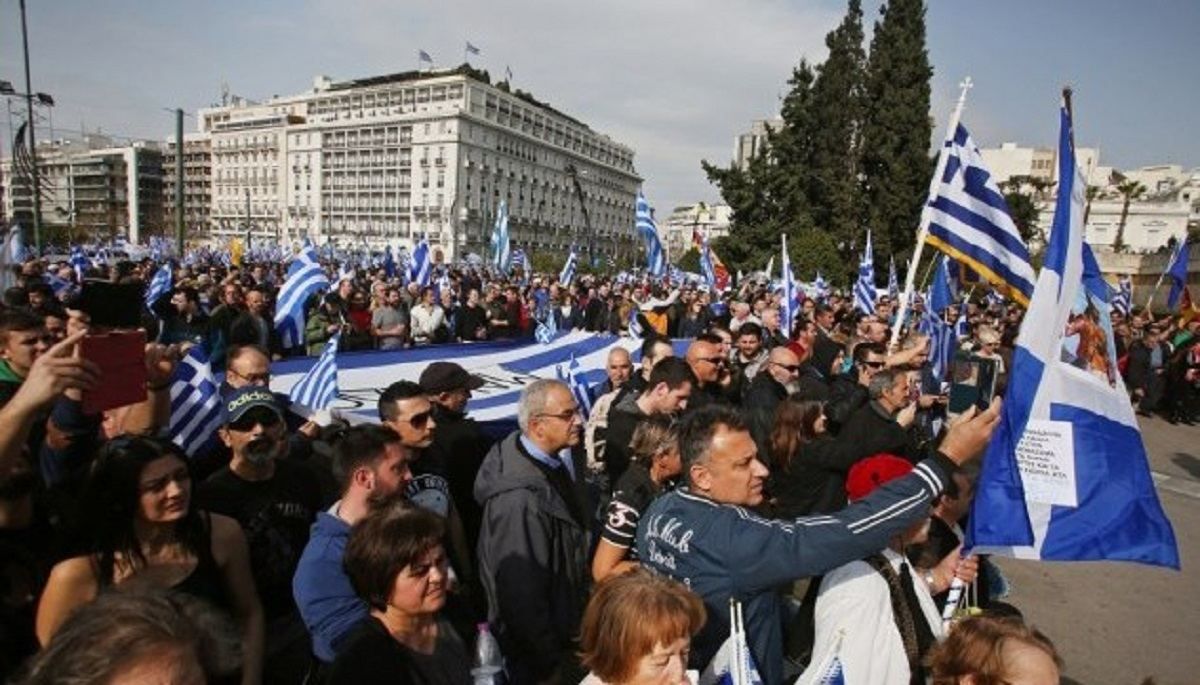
471 622 504 685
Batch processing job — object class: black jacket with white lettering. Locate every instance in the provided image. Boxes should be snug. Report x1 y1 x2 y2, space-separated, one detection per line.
635 453 956 685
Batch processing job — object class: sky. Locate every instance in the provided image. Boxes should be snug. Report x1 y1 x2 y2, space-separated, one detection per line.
1 0 1196 213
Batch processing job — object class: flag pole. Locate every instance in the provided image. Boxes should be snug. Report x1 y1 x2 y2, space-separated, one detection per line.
1144 239 1182 312
890 76 974 349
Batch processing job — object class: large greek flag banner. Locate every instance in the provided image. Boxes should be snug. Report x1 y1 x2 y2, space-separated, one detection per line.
966 105 1178 568
926 123 1037 306
270 331 668 425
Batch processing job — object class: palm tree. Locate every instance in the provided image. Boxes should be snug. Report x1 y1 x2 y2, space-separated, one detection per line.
1114 180 1146 253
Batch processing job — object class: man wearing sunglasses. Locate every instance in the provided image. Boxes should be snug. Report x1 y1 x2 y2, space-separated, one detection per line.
197 386 322 683
685 334 736 411
743 346 803 457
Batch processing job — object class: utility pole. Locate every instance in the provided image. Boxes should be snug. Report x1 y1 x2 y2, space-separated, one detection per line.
175 108 184 254
244 187 252 250
19 0 42 251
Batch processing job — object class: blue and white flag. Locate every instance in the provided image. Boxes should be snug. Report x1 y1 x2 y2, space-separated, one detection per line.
70 245 88 281
1165 237 1191 310
966 103 1179 569
813 272 829 301
491 200 511 274
700 231 717 290
535 310 558 345
887 256 899 301
409 237 432 287
955 307 970 339
780 235 801 336
925 122 1037 306
289 333 340 411
929 255 955 315
560 245 578 287
699 600 762 685
635 192 667 277
168 346 224 457
1111 275 1131 316
853 231 876 315
145 263 173 310
383 246 397 279
918 306 956 384
627 306 644 338
806 652 845 685
555 353 592 418
276 242 331 350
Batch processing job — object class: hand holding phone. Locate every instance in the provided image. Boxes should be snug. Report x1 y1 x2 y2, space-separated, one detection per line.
80 330 148 414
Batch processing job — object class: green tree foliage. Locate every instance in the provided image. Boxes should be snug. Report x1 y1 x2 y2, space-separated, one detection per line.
701 0 933 284
859 0 933 266
676 248 701 274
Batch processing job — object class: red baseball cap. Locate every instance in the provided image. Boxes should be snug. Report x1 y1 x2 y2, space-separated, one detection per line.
846 453 914 502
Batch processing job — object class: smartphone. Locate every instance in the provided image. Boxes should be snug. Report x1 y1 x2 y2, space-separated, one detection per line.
946 357 998 417
77 281 146 329
80 330 147 414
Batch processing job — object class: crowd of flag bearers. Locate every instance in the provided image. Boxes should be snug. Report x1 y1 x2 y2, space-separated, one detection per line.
0 91 1192 685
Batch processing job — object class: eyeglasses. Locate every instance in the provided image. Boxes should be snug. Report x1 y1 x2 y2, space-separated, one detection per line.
861 360 886 369
537 406 581 422
228 409 282 432
230 369 271 384
697 356 727 366
139 466 191 494
773 362 802 374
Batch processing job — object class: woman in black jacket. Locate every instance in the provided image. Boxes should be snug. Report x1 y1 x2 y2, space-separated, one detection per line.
766 397 863 517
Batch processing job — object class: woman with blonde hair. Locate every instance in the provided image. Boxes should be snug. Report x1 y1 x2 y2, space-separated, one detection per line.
591 415 682 582
578 568 705 685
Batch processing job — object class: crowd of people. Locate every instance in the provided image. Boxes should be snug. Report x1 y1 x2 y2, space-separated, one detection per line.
0 249 1195 684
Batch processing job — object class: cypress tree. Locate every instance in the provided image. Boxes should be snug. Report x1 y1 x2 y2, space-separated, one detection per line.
860 0 933 266
807 0 867 272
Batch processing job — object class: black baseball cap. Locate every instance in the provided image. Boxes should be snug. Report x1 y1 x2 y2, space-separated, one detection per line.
419 362 485 394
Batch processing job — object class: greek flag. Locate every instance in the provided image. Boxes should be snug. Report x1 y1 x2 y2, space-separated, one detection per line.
888 256 899 301
1110 275 1131 316
966 103 1179 569
289 333 340 411
70 246 88 281
929 255 955 314
813 272 829 301
338 263 355 283
853 231 876 315
627 306 644 338
780 235 801 335
803 652 845 685
383 246 396 279
535 310 558 345
925 122 1036 306
1165 237 1191 310
491 200 511 274
276 242 331 350
635 192 666 277
145 263 173 310
555 353 592 419
409 237 432 287
918 306 956 383
700 231 717 290
560 245 578 287
699 600 761 685
168 346 224 457
955 307 970 339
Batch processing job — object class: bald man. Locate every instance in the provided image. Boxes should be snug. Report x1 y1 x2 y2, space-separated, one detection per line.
686 334 733 411
590 347 633 401
743 346 802 456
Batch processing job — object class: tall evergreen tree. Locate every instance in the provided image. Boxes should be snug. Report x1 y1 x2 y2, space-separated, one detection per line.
808 0 867 271
860 0 933 266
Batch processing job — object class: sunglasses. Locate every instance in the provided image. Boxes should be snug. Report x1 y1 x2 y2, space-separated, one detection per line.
228 409 282 432
698 356 727 366
860 360 886 369
403 410 433 429
773 362 802 373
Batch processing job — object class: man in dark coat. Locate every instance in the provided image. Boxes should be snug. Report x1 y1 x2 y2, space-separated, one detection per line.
839 367 920 462
742 346 801 458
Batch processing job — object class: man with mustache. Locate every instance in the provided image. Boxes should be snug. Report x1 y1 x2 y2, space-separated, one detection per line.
196 387 322 684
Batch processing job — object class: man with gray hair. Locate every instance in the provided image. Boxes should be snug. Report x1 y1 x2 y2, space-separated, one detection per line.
474 379 591 684
839 365 920 462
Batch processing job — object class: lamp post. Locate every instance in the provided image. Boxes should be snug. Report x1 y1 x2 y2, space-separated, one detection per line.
0 77 54 252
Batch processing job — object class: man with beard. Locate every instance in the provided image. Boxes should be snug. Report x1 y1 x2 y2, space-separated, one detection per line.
196 387 321 683
293 424 413 668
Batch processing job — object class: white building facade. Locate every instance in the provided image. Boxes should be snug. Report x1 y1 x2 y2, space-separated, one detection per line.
660 202 732 257
195 67 642 262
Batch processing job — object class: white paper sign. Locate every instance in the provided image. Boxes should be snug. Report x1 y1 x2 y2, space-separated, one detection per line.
1015 419 1078 508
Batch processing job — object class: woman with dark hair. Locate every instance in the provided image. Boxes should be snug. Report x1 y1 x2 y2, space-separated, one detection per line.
677 298 708 339
327 500 469 685
35 436 264 685
766 397 861 517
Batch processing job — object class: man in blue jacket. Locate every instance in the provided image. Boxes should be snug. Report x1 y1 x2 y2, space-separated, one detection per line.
636 401 1000 685
292 424 413 665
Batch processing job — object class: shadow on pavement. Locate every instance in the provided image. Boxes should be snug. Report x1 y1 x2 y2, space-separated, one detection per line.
1171 453 1200 479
